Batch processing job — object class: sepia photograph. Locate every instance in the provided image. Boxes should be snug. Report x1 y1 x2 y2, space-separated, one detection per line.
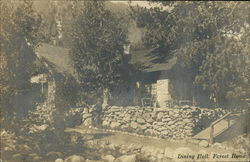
0 1 249 161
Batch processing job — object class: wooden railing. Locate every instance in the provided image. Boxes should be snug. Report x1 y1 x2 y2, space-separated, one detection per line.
209 112 232 144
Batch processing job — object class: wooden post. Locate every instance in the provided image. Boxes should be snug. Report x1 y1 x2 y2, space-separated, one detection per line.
41 82 44 94
210 125 214 144
135 81 141 106
209 112 232 144
227 119 230 128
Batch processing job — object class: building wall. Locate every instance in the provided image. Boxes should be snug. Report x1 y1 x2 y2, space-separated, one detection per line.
137 78 178 107
156 79 171 107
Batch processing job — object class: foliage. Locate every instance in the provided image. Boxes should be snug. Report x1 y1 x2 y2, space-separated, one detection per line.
64 108 83 127
54 74 79 110
70 1 132 104
131 1 250 108
33 0 75 47
0 0 45 119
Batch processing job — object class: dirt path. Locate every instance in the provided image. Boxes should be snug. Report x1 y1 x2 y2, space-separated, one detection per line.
65 125 248 162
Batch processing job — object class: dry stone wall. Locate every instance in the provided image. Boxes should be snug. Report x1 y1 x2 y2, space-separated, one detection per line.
82 106 226 139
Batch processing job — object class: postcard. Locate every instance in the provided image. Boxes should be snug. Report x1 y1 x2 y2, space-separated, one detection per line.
1 1 249 161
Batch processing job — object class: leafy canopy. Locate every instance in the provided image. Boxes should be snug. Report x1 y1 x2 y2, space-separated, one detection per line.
0 0 44 117
70 1 131 103
131 1 250 107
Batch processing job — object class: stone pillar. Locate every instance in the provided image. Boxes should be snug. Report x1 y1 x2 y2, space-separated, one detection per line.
156 79 171 108
47 79 56 122
47 80 56 106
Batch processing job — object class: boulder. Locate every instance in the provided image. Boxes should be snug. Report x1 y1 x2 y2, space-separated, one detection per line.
124 114 131 122
120 144 130 154
184 125 193 130
82 114 92 119
115 154 136 162
145 129 154 135
130 122 138 129
146 118 154 123
110 122 121 128
143 113 151 121
33 124 49 131
167 121 175 126
89 107 94 113
177 121 185 126
86 159 102 162
183 119 192 123
65 155 85 162
172 113 179 118
110 107 121 112
162 117 171 122
161 130 169 136
83 118 92 126
182 105 190 109
157 112 164 120
101 155 115 162
32 156 43 161
121 124 129 129
83 108 89 113
157 122 164 126
157 127 165 132
137 118 145 124
213 142 223 149
102 120 110 127
199 140 209 148
152 124 161 130
55 158 64 162
169 124 176 129
140 123 151 130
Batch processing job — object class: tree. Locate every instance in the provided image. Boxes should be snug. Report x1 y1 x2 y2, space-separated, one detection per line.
0 0 44 120
33 0 75 47
131 1 250 108
70 1 130 108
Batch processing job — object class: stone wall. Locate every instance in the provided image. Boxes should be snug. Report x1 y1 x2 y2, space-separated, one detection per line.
82 106 226 139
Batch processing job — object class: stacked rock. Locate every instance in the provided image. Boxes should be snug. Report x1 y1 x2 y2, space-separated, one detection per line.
101 105 223 139
82 107 93 126
77 105 228 139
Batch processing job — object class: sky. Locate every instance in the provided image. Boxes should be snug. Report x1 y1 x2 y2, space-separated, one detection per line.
111 1 152 8
111 1 170 10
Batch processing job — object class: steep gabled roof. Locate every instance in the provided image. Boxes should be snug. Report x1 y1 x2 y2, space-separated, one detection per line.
127 23 177 73
35 43 76 77
130 48 177 72
35 43 176 75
